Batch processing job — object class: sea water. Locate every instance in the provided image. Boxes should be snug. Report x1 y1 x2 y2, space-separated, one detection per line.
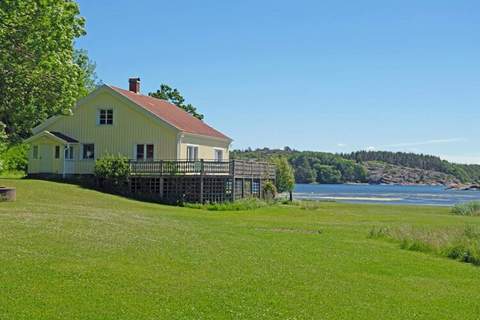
294 184 480 206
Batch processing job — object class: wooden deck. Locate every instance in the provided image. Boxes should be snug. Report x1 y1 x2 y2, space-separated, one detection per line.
129 159 276 179
128 160 276 203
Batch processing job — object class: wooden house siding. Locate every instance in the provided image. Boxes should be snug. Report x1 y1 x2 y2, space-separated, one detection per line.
27 87 232 175
179 133 230 161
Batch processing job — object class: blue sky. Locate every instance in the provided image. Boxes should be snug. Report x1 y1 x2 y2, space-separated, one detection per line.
76 0 480 164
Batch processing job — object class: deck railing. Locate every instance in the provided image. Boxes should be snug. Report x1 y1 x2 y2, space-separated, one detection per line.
129 159 275 179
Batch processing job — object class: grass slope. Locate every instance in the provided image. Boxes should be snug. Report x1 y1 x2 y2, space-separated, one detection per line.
1 179 480 319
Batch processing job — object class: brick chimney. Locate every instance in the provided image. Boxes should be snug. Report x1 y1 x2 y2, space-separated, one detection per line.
128 77 140 93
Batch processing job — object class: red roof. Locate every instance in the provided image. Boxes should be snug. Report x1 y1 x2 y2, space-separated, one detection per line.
110 86 230 140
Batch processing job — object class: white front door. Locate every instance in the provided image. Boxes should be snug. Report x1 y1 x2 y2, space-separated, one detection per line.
39 144 53 173
64 145 75 174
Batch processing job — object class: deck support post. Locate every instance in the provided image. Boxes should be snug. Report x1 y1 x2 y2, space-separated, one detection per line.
159 177 164 199
199 159 205 203
259 179 262 199
242 178 245 198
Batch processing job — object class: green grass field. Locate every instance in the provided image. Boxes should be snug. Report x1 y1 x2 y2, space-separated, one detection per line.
1 179 480 319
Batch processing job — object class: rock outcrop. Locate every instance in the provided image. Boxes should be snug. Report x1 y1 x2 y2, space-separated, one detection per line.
364 161 461 185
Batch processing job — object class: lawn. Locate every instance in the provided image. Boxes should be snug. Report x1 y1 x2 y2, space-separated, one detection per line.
1 179 480 319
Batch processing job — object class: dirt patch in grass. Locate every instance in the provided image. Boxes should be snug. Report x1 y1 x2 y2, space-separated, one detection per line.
256 227 322 235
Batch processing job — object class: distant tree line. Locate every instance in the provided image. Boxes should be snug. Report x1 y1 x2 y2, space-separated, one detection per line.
231 148 480 184
231 148 367 184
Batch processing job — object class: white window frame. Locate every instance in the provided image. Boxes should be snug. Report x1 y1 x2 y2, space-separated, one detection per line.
82 143 95 160
135 144 154 161
64 145 74 160
214 148 224 162
98 108 113 125
33 145 39 159
186 145 199 161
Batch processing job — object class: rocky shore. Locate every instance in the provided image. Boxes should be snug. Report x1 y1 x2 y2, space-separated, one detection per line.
364 161 463 186
446 184 480 191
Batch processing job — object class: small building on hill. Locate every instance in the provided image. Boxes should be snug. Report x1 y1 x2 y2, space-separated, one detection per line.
25 78 274 203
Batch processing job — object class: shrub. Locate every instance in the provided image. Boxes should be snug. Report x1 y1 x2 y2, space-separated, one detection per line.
262 181 277 200
94 155 130 186
451 201 480 216
1 143 29 173
184 198 271 211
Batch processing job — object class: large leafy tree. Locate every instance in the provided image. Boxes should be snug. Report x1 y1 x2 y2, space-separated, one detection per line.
149 84 204 120
0 0 89 142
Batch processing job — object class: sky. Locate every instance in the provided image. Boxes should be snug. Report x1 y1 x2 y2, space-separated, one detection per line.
76 0 480 164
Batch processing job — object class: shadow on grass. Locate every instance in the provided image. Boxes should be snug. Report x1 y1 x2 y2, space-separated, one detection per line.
22 175 184 206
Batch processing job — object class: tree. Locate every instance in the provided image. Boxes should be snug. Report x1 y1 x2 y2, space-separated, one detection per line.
293 156 316 183
0 122 8 172
315 165 342 184
149 84 204 120
74 49 100 98
0 0 89 143
271 156 295 200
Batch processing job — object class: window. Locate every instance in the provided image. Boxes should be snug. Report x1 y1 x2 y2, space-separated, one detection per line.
55 146 60 159
146 144 154 161
99 109 113 125
136 144 144 160
82 144 95 160
187 145 199 161
136 144 154 161
214 149 223 162
33 145 39 159
64 146 74 160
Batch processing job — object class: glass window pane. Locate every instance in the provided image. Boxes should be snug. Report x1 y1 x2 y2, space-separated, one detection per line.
136 144 144 160
215 149 223 162
146 144 154 160
106 109 113 124
65 146 74 160
83 144 94 159
187 146 198 161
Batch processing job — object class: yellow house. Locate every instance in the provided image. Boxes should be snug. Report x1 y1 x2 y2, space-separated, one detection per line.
26 78 232 176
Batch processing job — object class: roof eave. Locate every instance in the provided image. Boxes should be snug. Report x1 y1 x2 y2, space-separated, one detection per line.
181 131 233 143
24 131 70 145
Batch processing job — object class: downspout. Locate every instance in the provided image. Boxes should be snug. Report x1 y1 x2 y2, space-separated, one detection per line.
62 143 68 178
176 132 184 160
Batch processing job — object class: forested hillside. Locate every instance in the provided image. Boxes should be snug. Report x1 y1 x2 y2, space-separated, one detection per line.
231 148 480 185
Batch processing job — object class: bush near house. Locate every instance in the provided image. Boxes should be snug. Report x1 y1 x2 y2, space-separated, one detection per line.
94 154 130 187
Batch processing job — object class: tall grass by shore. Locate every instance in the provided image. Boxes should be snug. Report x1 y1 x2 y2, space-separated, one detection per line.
369 224 480 266
452 201 480 216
